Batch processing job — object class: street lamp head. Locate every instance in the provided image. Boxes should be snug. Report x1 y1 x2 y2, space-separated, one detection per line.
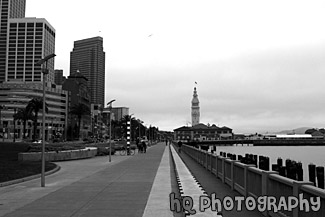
35 53 56 65
107 99 116 106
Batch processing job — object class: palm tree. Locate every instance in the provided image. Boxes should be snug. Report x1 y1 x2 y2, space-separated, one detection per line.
26 98 49 140
13 108 34 139
69 103 90 139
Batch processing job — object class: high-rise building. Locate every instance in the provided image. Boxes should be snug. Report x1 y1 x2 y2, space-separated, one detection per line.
191 87 200 126
54 69 65 85
6 18 55 83
0 0 26 82
70 36 105 107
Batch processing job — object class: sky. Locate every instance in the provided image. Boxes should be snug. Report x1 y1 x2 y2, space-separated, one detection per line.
26 0 325 133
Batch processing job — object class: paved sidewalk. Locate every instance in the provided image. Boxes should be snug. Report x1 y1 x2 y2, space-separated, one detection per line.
0 143 169 217
178 147 264 217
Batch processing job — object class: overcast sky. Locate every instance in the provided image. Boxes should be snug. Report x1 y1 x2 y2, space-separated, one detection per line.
26 0 325 133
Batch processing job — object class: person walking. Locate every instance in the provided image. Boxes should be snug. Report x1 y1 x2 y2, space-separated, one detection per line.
177 141 182 153
142 140 147 153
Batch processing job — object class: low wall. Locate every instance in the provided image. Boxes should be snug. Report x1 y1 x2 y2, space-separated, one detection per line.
182 144 325 217
18 147 98 162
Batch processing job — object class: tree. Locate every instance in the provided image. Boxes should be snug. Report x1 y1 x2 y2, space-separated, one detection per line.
69 103 90 139
26 98 49 140
13 108 34 139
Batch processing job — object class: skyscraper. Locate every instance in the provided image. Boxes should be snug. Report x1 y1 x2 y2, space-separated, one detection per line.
70 36 105 106
54 69 65 85
7 18 55 83
0 0 26 82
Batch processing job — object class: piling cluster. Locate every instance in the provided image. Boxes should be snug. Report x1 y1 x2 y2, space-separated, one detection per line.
218 151 325 189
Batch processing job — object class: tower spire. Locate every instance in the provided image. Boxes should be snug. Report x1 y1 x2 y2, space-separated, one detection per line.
191 85 200 126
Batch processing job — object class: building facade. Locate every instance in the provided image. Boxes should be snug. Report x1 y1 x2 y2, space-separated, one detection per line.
62 72 91 139
0 0 26 82
0 82 68 140
54 69 65 85
6 18 55 83
111 107 129 122
191 87 200 126
70 36 105 107
174 123 233 142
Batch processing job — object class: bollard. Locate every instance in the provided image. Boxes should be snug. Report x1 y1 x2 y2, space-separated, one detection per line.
308 164 316 186
316 166 324 189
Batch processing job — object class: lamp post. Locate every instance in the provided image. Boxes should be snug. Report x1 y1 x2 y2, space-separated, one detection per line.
107 99 116 162
36 53 56 187
0 105 5 142
13 108 16 142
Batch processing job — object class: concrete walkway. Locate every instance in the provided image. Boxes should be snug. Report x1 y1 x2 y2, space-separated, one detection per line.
0 143 173 217
0 142 267 217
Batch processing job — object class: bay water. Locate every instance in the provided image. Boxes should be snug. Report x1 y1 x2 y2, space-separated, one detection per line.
210 145 324 182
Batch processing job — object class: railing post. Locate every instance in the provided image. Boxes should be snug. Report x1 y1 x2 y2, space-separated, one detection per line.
221 157 225 183
231 160 240 191
205 151 208 170
292 181 313 217
261 171 278 216
243 164 256 197
215 154 218 177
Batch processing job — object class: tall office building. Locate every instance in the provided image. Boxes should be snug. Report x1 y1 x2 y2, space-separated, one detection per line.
54 69 65 85
7 18 55 83
70 36 105 107
0 0 26 82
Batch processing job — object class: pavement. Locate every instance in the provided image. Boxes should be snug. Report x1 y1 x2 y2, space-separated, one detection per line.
0 142 265 217
178 148 264 217
0 143 174 217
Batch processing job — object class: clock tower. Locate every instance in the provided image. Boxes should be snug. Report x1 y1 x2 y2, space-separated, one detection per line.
191 87 200 126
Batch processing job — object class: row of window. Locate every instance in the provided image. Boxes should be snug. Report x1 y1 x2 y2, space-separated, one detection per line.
176 131 231 135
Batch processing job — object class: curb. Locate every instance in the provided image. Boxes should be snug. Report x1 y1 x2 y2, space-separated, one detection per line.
0 164 61 187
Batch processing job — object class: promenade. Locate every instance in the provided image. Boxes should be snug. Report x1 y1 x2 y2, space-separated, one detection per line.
0 142 263 217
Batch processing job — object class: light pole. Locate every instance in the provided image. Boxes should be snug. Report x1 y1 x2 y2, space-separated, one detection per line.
36 53 56 187
0 105 6 142
13 108 16 142
107 99 116 162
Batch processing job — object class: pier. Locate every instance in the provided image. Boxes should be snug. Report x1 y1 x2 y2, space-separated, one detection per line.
186 138 325 146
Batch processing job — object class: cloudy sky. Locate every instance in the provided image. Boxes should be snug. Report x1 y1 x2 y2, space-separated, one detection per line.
27 0 325 133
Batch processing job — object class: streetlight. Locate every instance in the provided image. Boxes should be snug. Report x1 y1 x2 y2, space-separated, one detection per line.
0 105 6 142
107 99 116 162
36 53 56 187
13 108 16 142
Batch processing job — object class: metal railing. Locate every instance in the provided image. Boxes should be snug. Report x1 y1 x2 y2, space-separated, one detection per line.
182 144 325 217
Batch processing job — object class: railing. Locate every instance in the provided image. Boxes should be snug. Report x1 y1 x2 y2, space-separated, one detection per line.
182 144 325 217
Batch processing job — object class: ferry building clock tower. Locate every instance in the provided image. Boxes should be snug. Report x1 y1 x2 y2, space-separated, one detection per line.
191 86 200 126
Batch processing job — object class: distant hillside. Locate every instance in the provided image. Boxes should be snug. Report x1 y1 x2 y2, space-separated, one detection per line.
276 127 312 135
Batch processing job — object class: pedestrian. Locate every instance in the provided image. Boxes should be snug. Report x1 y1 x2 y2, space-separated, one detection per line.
165 139 168 146
177 141 182 153
142 140 147 153
136 137 140 152
139 141 143 153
